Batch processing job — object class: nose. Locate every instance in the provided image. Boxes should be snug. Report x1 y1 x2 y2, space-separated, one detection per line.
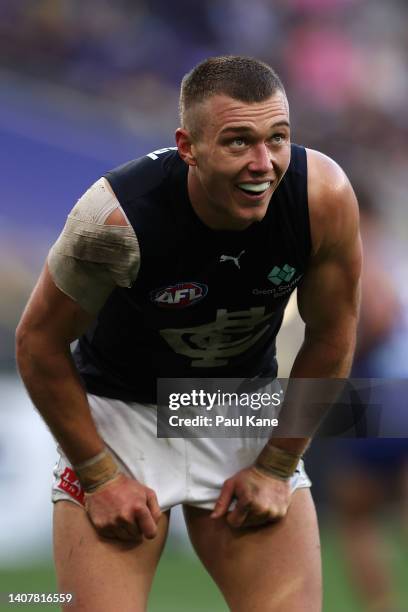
248 143 273 174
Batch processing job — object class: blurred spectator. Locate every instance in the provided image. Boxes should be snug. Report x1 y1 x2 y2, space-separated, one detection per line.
328 190 408 612
284 20 362 111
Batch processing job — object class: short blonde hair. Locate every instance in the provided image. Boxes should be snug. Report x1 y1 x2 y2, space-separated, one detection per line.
179 55 285 137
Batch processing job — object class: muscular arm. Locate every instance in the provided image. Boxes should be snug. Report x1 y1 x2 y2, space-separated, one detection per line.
15 192 130 463
213 150 362 527
15 262 103 463
16 190 160 541
271 149 362 456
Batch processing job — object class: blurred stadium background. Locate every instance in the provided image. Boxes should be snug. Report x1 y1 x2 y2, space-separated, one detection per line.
1 0 408 610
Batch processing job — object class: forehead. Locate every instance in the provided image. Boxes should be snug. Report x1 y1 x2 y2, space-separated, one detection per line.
198 92 289 137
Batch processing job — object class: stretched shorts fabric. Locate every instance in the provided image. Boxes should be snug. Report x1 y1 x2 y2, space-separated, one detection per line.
52 393 311 510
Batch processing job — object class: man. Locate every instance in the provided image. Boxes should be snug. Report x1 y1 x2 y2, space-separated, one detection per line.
16 56 361 612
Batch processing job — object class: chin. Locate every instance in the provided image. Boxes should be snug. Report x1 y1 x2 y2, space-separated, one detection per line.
238 202 269 222
227 208 267 230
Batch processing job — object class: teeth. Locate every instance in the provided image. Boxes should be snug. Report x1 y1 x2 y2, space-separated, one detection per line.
238 182 270 193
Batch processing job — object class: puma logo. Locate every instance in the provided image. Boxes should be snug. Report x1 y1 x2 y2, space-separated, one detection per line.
219 250 246 269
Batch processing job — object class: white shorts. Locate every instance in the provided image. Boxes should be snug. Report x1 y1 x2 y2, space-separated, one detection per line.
52 394 311 511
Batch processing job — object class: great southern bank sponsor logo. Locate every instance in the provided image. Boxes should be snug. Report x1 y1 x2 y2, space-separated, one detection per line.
252 264 302 297
268 264 296 285
151 282 208 308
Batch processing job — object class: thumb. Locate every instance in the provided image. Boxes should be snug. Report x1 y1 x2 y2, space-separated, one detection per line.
211 479 235 519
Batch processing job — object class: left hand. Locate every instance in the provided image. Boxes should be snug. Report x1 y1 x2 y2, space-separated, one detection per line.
210 466 291 528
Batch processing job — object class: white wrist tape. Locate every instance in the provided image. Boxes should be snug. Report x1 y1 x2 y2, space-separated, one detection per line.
74 447 120 492
255 443 301 480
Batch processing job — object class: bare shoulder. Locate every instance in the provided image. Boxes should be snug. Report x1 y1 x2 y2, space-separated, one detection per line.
306 148 359 255
103 179 129 226
104 207 128 226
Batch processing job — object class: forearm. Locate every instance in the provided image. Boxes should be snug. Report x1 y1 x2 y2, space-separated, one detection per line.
274 331 355 451
16 335 104 464
290 326 356 378
257 328 356 473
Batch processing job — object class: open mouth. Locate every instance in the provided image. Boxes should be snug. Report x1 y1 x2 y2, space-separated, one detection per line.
236 181 271 197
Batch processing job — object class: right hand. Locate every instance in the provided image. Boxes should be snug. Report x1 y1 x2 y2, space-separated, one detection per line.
84 473 161 542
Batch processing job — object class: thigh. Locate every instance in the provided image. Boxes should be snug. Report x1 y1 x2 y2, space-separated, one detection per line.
183 489 321 612
53 501 169 612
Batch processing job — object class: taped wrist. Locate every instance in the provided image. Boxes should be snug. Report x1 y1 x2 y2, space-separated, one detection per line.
73 448 120 492
255 443 301 480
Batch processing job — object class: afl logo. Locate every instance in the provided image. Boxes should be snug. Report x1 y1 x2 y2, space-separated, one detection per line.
150 282 208 308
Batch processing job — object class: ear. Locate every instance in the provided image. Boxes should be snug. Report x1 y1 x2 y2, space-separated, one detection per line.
175 128 197 166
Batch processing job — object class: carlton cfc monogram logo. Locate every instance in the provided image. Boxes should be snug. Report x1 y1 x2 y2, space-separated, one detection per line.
151 282 208 308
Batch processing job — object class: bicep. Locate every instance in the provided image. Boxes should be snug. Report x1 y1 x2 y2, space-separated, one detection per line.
297 247 361 337
47 249 117 316
298 167 362 335
17 263 95 349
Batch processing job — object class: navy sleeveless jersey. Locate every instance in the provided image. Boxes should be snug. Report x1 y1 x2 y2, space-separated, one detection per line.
73 145 311 402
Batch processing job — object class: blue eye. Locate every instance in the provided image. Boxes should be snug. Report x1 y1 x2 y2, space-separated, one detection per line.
231 138 246 147
270 134 288 145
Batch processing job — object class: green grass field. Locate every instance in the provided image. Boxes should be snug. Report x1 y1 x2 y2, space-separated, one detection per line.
0 526 406 611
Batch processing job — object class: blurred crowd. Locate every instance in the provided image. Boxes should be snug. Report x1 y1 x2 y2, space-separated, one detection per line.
1 0 408 361
2 0 408 212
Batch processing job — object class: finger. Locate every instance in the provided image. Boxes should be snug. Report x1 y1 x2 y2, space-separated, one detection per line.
247 504 289 527
211 479 235 518
135 506 158 539
98 525 137 542
117 517 143 540
227 504 249 529
146 489 162 523
240 511 272 528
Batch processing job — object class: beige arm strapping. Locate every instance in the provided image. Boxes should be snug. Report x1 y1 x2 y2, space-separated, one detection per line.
48 178 140 314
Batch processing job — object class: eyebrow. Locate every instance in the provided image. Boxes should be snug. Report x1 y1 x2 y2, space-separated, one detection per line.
219 120 290 136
